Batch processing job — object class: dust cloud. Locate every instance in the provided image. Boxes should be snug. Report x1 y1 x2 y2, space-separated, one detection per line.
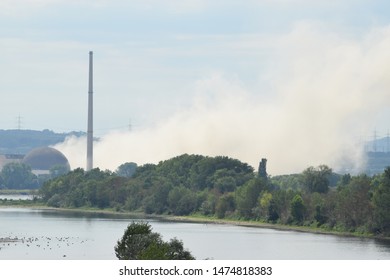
54 24 390 175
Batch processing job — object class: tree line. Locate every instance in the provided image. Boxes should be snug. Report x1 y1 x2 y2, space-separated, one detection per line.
38 154 390 237
0 162 68 189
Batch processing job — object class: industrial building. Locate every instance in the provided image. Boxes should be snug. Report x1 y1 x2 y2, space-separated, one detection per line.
0 147 70 176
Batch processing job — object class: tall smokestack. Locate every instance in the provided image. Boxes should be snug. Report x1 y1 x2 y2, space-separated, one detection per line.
86 51 93 171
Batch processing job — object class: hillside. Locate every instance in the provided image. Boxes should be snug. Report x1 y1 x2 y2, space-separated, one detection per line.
0 129 85 155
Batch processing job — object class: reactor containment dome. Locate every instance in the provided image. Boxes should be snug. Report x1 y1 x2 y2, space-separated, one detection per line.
22 147 70 175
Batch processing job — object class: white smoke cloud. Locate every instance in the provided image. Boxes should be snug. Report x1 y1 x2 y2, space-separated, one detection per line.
54 23 390 175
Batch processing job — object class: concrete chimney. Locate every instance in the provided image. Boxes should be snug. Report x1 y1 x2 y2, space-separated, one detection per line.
86 51 93 171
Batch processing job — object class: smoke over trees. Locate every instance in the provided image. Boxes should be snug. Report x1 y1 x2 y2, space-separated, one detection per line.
38 154 390 237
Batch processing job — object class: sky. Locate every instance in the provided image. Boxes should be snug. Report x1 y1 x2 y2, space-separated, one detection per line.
2 0 390 174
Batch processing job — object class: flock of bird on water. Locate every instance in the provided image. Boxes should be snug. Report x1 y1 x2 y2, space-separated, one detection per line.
0 235 91 258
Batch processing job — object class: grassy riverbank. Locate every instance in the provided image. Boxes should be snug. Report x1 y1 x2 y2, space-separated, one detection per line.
155 213 379 239
0 199 381 240
0 189 37 195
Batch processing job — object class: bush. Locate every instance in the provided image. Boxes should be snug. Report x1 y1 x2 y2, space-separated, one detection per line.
115 221 195 260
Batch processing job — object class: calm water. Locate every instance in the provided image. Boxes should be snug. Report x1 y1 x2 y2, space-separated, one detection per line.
1 207 390 260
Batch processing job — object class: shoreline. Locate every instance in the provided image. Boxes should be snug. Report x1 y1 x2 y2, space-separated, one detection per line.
1 204 387 241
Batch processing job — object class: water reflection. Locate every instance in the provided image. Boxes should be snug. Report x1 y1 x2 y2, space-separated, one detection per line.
1 207 390 260
38 208 143 220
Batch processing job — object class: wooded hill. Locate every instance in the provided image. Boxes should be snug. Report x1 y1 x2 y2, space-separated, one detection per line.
0 129 85 154
39 154 390 237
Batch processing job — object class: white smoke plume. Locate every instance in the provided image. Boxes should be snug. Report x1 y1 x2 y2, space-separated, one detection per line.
54 24 390 175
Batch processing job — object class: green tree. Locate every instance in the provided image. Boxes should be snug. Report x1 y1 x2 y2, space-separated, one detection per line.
116 162 138 178
215 193 235 218
256 191 273 219
267 199 279 222
302 165 332 193
268 189 295 223
0 162 38 189
372 167 390 235
144 182 171 214
335 175 373 231
309 192 328 226
271 174 301 190
235 179 263 218
199 191 217 216
214 175 236 193
50 164 70 178
115 221 194 260
167 186 197 215
139 238 195 260
290 194 305 224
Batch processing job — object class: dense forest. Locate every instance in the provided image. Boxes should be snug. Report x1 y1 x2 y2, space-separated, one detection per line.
38 154 390 237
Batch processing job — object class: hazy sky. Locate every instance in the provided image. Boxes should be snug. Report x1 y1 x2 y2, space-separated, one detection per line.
3 0 390 174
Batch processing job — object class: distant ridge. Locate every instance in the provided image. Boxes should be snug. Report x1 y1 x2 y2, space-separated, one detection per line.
365 136 390 153
0 129 85 155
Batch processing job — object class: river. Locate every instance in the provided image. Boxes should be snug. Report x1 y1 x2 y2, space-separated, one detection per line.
1 207 390 260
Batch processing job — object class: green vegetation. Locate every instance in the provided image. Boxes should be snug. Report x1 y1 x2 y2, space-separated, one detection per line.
0 162 67 189
0 189 35 195
0 188 41 206
0 162 38 189
0 198 42 207
37 153 390 237
115 221 194 260
116 162 138 178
